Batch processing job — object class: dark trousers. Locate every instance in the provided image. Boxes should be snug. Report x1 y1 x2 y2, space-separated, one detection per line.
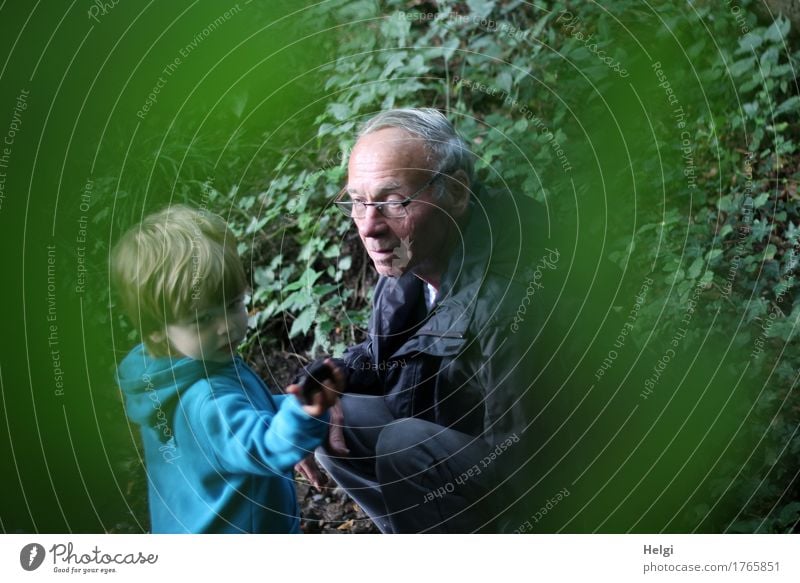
315 394 495 533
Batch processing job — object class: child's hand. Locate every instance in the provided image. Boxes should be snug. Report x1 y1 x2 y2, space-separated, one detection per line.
286 358 343 417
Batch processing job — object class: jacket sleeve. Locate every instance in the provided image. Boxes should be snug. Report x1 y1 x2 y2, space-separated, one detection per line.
471 322 535 446
184 379 329 476
338 344 382 394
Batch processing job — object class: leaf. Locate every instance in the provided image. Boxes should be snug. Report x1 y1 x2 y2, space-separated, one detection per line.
737 33 762 53
753 192 770 208
688 257 704 279
380 52 407 79
466 0 495 19
441 37 460 61
338 255 352 271
729 56 756 77
775 96 800 116
495 70 513 92
765 17 790 42
328 103 351 122
290 306 317 338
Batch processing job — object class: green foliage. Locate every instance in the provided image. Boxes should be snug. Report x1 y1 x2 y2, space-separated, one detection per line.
108 0 798 532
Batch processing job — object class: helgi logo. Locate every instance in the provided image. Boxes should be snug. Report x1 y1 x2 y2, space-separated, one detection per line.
20 543 46 571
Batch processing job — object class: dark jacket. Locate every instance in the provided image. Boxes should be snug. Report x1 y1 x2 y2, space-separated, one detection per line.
341 186 556 450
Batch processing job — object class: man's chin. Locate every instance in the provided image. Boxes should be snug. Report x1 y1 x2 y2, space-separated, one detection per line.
372 259 405 278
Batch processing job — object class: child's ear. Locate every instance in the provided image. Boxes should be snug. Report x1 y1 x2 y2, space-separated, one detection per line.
149 330 165 345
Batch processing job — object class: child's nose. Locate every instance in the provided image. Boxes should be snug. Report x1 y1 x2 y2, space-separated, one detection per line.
215 315 232 336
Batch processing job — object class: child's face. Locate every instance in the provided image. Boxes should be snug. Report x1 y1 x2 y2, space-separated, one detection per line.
158 293 249 363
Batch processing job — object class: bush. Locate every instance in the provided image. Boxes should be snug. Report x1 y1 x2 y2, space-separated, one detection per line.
106 0 798 532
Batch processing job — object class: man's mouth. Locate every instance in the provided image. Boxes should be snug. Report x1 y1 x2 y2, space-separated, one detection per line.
370 248 395 256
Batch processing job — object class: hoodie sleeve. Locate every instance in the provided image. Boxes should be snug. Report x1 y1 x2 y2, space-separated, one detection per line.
184 378 329 476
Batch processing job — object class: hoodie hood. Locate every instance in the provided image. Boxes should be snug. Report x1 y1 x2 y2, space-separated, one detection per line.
117 344 228 442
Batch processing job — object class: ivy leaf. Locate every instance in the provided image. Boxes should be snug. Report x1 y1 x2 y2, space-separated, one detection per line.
737 32 762 53
765 17 790 42
753 192 770 208
328 103 351 122
775 96 800 117
688 257 704 279
466 0 495 19
290 305 318 338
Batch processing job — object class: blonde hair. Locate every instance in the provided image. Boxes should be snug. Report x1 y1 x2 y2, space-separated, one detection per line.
112 204 247 357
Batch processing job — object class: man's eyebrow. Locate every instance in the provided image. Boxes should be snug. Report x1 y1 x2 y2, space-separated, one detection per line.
345 181 403 197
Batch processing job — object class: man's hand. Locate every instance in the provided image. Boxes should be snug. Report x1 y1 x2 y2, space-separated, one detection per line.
295 455 327 490
326 399 349 456
286 358 344 417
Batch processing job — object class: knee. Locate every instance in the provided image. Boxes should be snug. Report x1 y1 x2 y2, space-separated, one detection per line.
375 418 440 477
376 418 439 455
314 445 342 474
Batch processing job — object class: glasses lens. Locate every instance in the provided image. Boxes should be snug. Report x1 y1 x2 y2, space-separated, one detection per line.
381 203 406 218
352 203 367 218
334 201 354 217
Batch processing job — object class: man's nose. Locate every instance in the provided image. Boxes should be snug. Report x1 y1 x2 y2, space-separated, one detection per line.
356 205 388 237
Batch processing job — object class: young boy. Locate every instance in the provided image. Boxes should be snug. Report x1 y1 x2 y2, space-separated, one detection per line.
113 204 339 533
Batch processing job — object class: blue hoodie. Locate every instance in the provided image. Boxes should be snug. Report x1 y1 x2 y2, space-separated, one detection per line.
117 344 329 533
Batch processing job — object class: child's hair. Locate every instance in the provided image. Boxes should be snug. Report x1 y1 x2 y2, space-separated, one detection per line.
112 204 248 357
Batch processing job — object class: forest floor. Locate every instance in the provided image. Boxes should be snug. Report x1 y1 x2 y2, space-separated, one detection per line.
250 345 380 534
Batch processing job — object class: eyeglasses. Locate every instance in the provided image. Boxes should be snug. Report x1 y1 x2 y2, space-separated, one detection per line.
333 170 446 219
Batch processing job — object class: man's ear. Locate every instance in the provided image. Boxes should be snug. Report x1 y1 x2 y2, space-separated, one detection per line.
445 169 471 218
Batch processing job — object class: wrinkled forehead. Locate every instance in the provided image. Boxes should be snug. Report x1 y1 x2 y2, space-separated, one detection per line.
348 128 432 177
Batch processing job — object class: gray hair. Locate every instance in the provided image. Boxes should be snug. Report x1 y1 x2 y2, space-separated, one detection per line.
358 108 474 182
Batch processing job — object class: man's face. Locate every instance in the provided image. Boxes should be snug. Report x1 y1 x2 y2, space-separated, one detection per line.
345 128 461 279
154 293 249 363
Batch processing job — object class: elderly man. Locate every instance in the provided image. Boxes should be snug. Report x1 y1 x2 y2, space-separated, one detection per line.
313 108 551 533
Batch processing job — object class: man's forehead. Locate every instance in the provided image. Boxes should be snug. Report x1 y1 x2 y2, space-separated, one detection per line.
350 128 428 167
